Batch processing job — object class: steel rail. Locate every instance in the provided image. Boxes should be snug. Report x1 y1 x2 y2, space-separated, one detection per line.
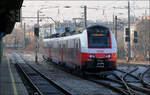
43 55 150 94
16 62 43 95
26 63 72 95
138 67 150 89
87 78 129 95
19 54 72 95
113 68 150 94
42 56 129 95
13 53 72 95
120 67 139 95
111 67 139 95
116 69 139 80
117 67 150 89
45 56 150 95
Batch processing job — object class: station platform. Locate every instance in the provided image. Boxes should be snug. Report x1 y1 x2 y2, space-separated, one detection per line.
0 56 28 95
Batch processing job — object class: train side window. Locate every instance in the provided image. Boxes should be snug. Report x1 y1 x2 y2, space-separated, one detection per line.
64 41 67 56
76 41 78 56
63 43 65 54
59 43 60 54
68 40 70 58
78 40 80 48
49 42 50 46
74 40 76 56
62 43 64 56
66 43 67 56
71 40 74 58
63 44 65 48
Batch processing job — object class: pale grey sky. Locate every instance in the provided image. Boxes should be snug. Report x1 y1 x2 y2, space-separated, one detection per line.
22 0 149 25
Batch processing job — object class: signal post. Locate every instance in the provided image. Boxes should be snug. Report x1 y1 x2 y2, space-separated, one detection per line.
34 24 39 64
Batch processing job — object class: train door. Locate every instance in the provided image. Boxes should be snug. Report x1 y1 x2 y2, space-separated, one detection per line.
46 41 49 57
58 42 61 62
78 39 81 65
62 41 65 63
48 42 51 58
70 39 74 63
74 39 76 63
75 39 79 65
66 40 68 62
60 41 63 62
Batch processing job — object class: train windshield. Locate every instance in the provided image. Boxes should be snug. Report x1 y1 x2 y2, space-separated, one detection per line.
87 26 110 48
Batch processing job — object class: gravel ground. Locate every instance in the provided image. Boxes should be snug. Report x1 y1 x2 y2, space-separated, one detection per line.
21 53 119 95
14 52 150 95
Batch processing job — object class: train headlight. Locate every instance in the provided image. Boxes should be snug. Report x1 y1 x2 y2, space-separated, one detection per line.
105 54 111 59
89 54 96 59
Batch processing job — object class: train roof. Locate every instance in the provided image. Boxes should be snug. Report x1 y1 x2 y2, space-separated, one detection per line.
44 27 84 39
43 24 110 40
43 33 81 42
87 24 109 30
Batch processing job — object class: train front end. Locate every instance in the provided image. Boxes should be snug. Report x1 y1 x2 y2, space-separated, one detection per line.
80 25 117 72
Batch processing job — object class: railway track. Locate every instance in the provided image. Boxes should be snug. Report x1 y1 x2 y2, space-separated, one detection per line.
111 66 150 94
117 66 150 89
13 54 72 95
87 78 129 95
44 57 150 95
138 67 150 89
87 66 150 95
12 53 150 95
15 53 127 95
50 62 142 94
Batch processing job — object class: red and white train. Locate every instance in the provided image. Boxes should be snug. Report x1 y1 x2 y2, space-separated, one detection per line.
42 25 117 73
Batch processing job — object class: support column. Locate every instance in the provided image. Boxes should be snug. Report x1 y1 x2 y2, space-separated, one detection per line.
0 38 3 64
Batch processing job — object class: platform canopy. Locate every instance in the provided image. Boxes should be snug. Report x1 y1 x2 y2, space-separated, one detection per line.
0 0 24 38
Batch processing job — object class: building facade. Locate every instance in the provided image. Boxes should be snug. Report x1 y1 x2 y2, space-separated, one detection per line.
124 16 150 60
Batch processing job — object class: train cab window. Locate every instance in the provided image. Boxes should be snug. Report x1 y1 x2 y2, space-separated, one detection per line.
87 26 110 48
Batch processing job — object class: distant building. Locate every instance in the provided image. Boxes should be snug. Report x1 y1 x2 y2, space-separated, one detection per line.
124 25 137 58
124 16 150 60
134 16 150 59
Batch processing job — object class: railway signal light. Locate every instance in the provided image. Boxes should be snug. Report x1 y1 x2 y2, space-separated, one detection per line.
124 28 130 42
125 28 130 36
34 24 39 38
134 39 137 43
133 31 138 43
125 37 130 42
